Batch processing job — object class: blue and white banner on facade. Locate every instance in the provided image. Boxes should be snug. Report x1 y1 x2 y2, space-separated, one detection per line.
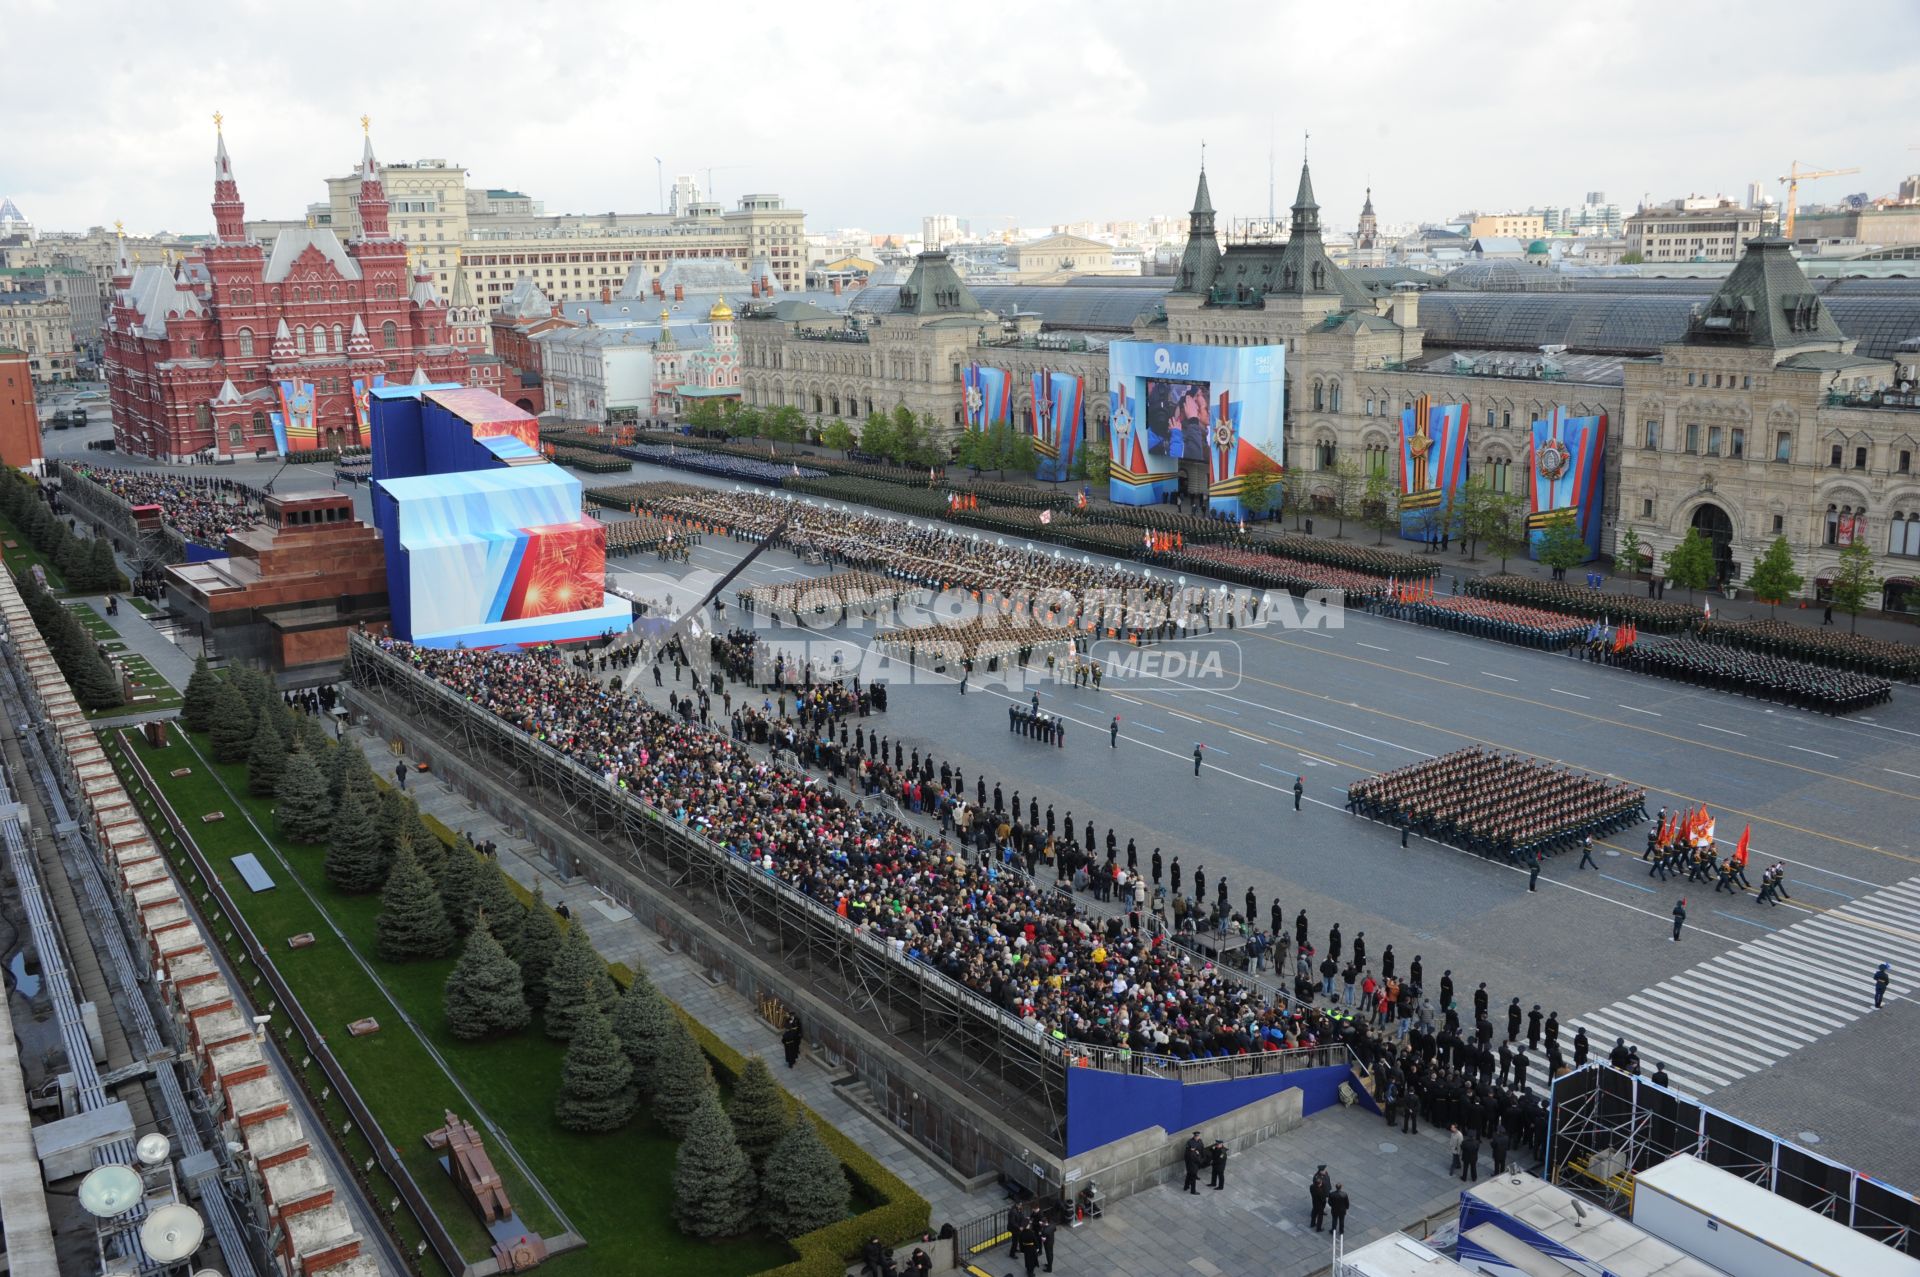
1526 408 1608 562
1031 369 1084 482
963 363 1012 431
1398 394 1470 541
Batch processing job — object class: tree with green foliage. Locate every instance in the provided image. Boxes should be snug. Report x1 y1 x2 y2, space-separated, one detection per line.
886 404 920 466
373 787 411 863
292 711 332 761
208 680 256 763
1001 426 1036 477
765 404 805 452
1329 459 1365 539
553 998 636 1133
1744 537 1804 617
1616 526 1647 577
473 860 527 958
727 1056 792 1168
542 920 616 1040
1360 469 1400 545
246 707 287 796
516 887 563 1009
859 411 895 459
1069 435 1108 485
376 834 454 962
403 808 447 879
684 398 725 436
649 1015 715 1138
758 1115 850 1240
671 1094 756 1238
729 406 765 443
1830 537 1883 632
1536 511 1591 577
324 787 387 893
436 842 486 936
233 665 277 722
609 967 672 1091
181 656 220 732
444 917 529 1040
328 737 377 804
820 420 855 454
1661 527 1715 602
59 613 122 710
86 538 121 592
274 749 334 843
1239 464 1282 522
1479 490 1530 572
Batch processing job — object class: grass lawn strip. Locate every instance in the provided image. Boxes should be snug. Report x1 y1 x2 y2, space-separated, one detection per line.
0 505 70 591
109 730 511 1266
169 725 795 1277
101 732 459 1275
66 601 183 716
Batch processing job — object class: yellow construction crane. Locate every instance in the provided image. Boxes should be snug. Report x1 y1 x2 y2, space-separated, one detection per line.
1778 161 1862 238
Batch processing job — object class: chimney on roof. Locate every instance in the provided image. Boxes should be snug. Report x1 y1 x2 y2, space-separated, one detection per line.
831 278 842 296
750 277 761 299
601 284 611 304
652 277 664 298
674 284 684 302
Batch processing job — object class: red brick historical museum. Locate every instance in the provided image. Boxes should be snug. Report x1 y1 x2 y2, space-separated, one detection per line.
102 122 486 459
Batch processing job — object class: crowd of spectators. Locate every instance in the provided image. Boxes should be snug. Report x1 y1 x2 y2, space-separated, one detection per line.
65 464 265 545
385 638 1390 1063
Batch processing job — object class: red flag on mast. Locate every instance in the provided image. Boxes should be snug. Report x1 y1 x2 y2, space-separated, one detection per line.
1733 825 1750 866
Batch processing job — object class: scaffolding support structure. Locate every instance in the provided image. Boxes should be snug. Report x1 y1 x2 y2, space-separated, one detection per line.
346 635 1071 1152
1547 1063 1918 1255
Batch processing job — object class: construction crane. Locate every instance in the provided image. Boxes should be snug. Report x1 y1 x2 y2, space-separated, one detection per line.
1778 161 1861 238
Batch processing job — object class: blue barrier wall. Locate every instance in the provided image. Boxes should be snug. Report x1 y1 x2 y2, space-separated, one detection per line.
1065 1062 1367 1157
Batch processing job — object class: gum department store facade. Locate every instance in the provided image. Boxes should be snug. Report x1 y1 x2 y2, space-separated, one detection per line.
737 162 1920 609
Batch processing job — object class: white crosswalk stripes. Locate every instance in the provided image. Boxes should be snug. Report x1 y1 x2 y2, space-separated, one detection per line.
1537 875 1920 1096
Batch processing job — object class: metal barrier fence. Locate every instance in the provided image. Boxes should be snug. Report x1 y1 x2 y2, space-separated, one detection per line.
1070 1040 1352 1085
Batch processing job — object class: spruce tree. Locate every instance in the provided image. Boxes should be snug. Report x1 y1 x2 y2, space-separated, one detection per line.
67 632 123 710
293 712 332 760
406 808 446 879
374 787 410 863
208 679 255 762
758 1115 850 1239
611 972 683 1096
671 1094 756 1238
553 999 636 1133
728 1056 792 1169
183 657 226 731
376 834 454 962
328 736 377 803
516 888 563 1009
474 860 526 957
234 665 276 721
274 748 333 842
444 917 530 1040
649 1015 715 1138
246 707 288 796
542 921 615 1041
87 538 120 592
324 787 386 893
437 842 485 936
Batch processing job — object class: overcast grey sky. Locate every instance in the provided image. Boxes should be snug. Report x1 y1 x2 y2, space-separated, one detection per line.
5 0 1918 238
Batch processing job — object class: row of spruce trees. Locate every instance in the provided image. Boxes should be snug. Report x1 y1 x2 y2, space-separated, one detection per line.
0 467 126 593
181 660 851 1242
